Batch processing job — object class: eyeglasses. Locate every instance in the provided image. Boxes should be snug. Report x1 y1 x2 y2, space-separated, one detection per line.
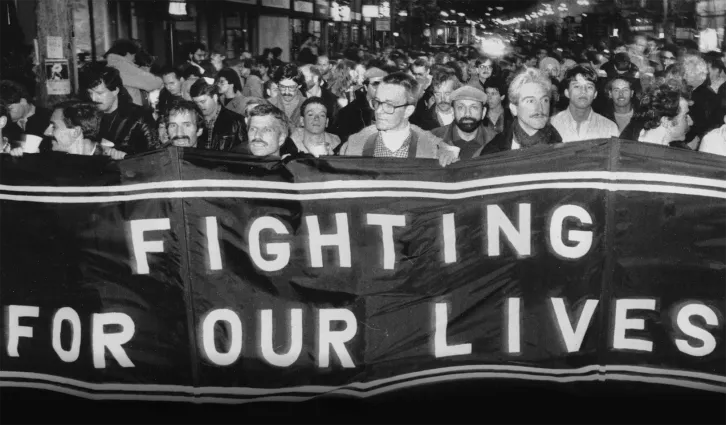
372 99 411 114
279 84 298 93
479 65 493 71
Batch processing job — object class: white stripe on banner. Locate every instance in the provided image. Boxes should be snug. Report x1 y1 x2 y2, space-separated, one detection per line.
2 364 724 400
0 182 724 203
0 171 724 194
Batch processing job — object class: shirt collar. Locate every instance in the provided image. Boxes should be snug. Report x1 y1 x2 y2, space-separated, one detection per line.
380 123 411 151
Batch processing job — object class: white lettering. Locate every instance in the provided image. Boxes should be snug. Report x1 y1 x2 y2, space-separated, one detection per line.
366 213 405 270
129 218 170 274
442 213 457 263
92 312 135 368
52 307 81 362
205 216 223 270
317 309 357 368
260 309 303 367
433 303 472 358
675 304 719 357
487 204 531 257
306 214 351 268
6 305 39 357
613 299 656 352
551 298 599 353
507 297 521 353
249 217 291 272
549 205 593 259
201 309 243 366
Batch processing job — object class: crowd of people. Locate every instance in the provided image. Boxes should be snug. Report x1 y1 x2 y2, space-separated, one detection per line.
2 32 726 164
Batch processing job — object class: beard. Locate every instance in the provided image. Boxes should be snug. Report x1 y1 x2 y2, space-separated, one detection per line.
454 117 480 133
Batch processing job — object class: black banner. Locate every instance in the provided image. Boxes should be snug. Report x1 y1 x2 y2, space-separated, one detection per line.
1 140 725 421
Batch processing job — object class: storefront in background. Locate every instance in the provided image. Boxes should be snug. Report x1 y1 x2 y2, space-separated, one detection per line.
290 0 316 60
259 0 292 61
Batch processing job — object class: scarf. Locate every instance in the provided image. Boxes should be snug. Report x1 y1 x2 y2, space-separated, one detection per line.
511 119 562 148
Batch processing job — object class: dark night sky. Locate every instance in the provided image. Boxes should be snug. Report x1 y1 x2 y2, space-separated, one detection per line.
436 0 540 19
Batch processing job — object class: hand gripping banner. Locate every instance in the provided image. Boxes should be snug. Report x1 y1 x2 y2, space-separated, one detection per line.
1 140 725 412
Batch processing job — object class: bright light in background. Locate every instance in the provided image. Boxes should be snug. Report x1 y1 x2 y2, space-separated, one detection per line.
169 1 187 16
393 32 400 37
437 29 444 35
477 36 508 58
613 28 619 36
440 11 449 17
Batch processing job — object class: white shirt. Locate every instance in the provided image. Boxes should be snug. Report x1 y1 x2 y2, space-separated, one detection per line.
380 123 411 152
436 108 454 126
699 125 726 156
551 108 619 143
638 126 670 146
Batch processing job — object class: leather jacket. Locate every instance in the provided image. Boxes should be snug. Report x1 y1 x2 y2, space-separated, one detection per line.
199 107 247 152
98 102 160 155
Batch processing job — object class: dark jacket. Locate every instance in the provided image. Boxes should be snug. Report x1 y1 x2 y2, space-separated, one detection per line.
483 107 514 136
157 88 183 116
4 106 52 141
431 122 497 158
98 102 159 155
329 90 375 145
481 122 562 155
688 82 720 143
318 86 341 127
410 104 449 131
200 107 247 152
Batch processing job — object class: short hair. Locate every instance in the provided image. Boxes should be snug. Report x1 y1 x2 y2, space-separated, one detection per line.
431 70 461 91
189 79 217 98
81 64 123 92
411 58 430 72
682 54 708 86
380 72 420 104
216 68 243 94
105 39 139 58
508 67 552 105
562 65 599 88
159 65 183 80
247 103 290 137
482 76 508 98
273 63 302 85
164 99 204 129
187 42 207 56
54 100 103 140
300 96 328 117
180 63 202 79
636 80 684 130
704 51 726 75
271 47 283 57
660 44 678 59
251 58 270 78
0 80 29 105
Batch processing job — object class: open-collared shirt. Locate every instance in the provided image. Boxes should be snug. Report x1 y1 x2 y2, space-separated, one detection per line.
551 107 619 143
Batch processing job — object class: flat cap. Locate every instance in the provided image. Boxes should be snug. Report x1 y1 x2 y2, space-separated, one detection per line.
364 67 388 80
450 86 488 104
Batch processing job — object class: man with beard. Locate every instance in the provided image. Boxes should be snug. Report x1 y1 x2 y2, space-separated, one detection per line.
483 68 563 154
269 63 306 125
432 86 496 160
601 76 637 134
164 99 205 148
551 65 618 143
190 79 246 151
186 42 208 76
410 71 460 130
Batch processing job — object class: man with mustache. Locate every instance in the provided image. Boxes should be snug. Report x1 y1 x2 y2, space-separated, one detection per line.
410 71 460 130
164 99 205 148
432 86 496 160
269 63 306 125
244 104 291 159
551 65 619 143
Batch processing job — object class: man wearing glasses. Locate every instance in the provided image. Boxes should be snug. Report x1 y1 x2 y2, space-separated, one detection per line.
330 67 388 146
339 72 452 161
656 46 678 76
269 63 306 125
467 58 496 92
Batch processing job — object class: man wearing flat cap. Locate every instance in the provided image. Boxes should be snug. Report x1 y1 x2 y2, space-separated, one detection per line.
432 86 497 161
330 66 388 147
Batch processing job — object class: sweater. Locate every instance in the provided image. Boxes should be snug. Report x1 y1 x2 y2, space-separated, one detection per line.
106 53 163 106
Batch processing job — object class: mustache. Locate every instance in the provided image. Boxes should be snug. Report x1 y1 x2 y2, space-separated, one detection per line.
250 139 268 145
171 136 190 143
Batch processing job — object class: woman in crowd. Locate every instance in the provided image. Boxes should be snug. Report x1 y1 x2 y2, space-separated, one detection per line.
328 59 357 109
216 68 246 116
290 97 340 157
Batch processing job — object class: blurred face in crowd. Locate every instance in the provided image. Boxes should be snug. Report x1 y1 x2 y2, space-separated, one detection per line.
316 56 331 75
433 80 456 113
478 59 494 81
247 114 286 157
453 99 486 133
525 56 538 67
7 98 30 122
278 78 299 104
510 82 550 134
537 49 548 62
366 77 384 102
266 81 280 99
192 93 219 118
45 108 82 152
665 97 692 142
301 103 328 135
167 110 203 148
210 53 225 71
88 82 119 113
162 72 184 96
632 36 648 55
300 66 319 91
565 74 597 110
610 78 633 109
485 87 504 110
191 48 207 64
373 83 414 132
217 77 235 98
709 63 725 84
660 51 677 68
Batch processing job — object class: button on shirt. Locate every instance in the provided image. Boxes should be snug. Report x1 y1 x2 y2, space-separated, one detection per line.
551 108 619 143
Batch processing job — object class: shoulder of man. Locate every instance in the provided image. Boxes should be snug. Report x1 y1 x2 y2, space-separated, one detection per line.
218 107 245 122
411 123 446 148
430 124 450 139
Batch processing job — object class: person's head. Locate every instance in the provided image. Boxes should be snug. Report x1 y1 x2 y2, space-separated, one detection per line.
0 80 33 122
273 63 303 104
637 81 692 141
608 76 635 109
450 86 488 133
476 57 496 81
630 33 648 55
0 101 9 140
373 72 418 132
537 48 549 62
431 71 461 113
613 40 628 54
705 51 726 84
299 64 322 92
410 58 431 80
189 79 219 118
682 54 708 89
246 103 289 157
163 99 204 148
105 38 139 62
483 77 507 110
209 46 226 71
160 66 184 96
563 65 599 111
188 42 208 64
659 45 678 68
316 55 331 75
215 68 243 98
539 57 561 80
44 101 102 153
363 67 389 102
299 97 328 135
82 66 123 113
508 68 552 133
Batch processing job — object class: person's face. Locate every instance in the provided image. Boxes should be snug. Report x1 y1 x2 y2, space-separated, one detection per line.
366 77 383 102
278 78 299 103
163 73 183 96
685 70 707 89
217 77 234 97
411 66 429 80
453 99 485 133
537 50 548 60
316 57 331 74
301 68 319 90
510 82 551 133
247 114 285 157
45 108 81 152
167 110 203 147
266 81 280 99
565 74 597 110
301 103 328 135
191 49 207 63
660 51 676 67
633 37 647 54
709 65 723 84
373 83 413 131
433 80 456 112
192 94 218 118
211 53 225 70
666 97 692 142
7 99 28 122
478 60 493 80
460 62 470 82
610 79 633 108
88 82 119 113
485 87 504 109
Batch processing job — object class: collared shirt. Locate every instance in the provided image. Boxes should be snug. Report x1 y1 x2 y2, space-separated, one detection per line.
551 108 619 143
374 132 411 158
